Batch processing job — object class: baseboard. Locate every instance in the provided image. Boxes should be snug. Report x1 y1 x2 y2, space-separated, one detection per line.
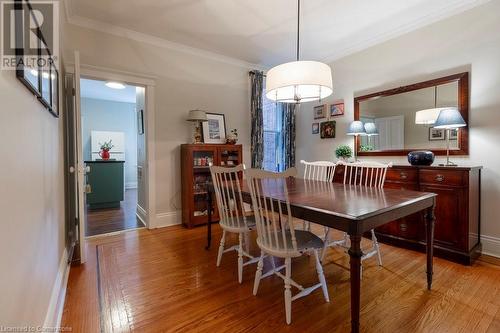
156 210 182 228
125 182 138 189
43 248 70 329
481 234 500 258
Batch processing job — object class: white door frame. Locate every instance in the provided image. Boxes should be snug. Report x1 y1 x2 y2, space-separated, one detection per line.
67 63 157 230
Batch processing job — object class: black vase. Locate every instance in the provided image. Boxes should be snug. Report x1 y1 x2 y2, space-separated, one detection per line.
408 151 435 166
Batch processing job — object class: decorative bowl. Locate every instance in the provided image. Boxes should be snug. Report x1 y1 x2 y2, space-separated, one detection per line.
408 151 435 166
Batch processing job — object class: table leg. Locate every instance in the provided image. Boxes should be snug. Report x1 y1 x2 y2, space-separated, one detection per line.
205 190 213 251
425 204 436 290
349 234 362 333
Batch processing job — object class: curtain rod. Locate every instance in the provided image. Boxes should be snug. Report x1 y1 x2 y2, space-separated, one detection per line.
249 70 266 77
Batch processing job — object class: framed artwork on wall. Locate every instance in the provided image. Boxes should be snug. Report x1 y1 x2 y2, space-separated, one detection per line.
449 129 458 140
49 61 59 117
202 113 227 143
312 123 319 134
137 109 145 135
329 101 345 117
429 127 445 141
313 104 326 119
320 121 336 139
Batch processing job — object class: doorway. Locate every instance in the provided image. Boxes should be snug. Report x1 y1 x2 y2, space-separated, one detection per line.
79 78 145 236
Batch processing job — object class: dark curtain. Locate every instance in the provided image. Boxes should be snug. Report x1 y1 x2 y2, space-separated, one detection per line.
279 103 297 170
250 71 264 168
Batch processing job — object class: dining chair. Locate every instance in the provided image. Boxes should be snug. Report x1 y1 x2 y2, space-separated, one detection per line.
246 167 329 325
210 164 259 283
323 161 393 269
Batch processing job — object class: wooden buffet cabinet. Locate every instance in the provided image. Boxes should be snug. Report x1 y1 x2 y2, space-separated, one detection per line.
372 165 481 265
181 144 243 228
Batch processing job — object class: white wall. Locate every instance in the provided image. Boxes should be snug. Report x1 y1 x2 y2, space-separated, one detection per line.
0 43 65 330
81 97 138 188
296 1 500 257
62 17 252 226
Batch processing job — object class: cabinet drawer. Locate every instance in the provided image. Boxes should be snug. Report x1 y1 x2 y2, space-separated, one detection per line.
385 168 418 183
420 169 467 187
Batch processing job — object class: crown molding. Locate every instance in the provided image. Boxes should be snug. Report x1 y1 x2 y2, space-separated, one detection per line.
322 0 492 63
63 0 267 71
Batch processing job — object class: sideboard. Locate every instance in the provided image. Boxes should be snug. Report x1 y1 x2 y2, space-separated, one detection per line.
335 165 482 265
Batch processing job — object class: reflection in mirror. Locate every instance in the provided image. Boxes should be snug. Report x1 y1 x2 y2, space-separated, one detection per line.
359 81 459 152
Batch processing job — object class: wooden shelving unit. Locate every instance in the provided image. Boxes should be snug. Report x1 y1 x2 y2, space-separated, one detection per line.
180 144 243 228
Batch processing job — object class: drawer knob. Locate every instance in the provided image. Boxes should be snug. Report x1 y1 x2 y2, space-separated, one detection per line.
400 172 408 180
435 174 445 182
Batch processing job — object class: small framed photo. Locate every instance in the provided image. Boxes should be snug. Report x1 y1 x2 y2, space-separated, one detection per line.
429 127 445 141
329 101 345 117
312 123 319 134
137 109 144 135
449 129 458 140
202 113 227 143
320 121 336 139
313 104 326 119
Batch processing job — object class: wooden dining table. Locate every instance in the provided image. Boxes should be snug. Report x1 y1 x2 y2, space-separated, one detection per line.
205 177 437 333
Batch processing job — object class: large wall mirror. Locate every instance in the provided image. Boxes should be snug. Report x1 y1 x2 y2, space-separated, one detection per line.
354 72 469 156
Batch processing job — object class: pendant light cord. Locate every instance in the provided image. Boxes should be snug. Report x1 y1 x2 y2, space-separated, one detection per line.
296 0 300 61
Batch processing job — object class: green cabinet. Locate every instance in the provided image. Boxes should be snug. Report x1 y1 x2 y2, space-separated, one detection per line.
85 161 124 209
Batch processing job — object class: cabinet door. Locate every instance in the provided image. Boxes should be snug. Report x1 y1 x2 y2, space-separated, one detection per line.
420 184 466 250
217 146 242 167
191 148 219 226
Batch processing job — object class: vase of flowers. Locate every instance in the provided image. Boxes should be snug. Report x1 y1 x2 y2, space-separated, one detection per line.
335 144 352 162
226 129 238 144
99 140 114 160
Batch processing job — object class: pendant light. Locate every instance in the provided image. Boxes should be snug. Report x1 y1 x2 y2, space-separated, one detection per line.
265 0 333 104
415 86 444 125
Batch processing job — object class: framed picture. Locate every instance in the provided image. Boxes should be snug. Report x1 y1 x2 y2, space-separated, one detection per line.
313 104 326 119
429 127 445 141
449 129 458 140
312 123 319 134
329 101 345 117
202 113 227 143
137 109 144 135
320 121 336 139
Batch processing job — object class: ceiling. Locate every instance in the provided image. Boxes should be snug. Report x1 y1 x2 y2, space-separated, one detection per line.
67 0 489 67
80 78 137 103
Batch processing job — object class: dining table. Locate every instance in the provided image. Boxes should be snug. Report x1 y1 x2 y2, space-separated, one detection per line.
205 177 437 333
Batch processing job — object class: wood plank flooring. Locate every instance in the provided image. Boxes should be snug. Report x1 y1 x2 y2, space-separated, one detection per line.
61 224 500 332
86 189 144 236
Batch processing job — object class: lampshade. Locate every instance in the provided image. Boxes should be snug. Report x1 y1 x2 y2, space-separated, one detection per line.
347 121 367 136
433 108 466 129
415 108 442 125
265 61 333 103
364 122 378 136
187 109 208 122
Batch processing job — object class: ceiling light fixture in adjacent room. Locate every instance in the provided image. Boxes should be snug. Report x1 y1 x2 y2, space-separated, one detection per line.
265 0 333 104
105 81 126 89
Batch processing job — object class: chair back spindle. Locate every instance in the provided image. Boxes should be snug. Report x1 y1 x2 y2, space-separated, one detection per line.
246 168 298 255
300 160 336 182
210 164 248 230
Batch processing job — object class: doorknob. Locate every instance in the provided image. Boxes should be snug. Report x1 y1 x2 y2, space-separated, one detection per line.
69 166 75 173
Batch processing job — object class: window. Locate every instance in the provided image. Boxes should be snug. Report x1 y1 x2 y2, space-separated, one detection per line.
262 88 283 171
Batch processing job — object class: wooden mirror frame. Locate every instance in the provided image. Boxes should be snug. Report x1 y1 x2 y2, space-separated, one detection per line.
354 72 469 156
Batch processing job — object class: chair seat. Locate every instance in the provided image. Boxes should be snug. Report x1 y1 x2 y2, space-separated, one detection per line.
257 229 324 255
220 215 256 232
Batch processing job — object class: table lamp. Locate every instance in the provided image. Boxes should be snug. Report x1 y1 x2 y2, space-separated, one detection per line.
187 110 208 144
347 121 366 161
433 108 466 166
364 122 378 150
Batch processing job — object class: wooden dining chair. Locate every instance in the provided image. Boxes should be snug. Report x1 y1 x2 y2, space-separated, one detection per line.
323 161 393 269
246 167 329 325
210 164 260 283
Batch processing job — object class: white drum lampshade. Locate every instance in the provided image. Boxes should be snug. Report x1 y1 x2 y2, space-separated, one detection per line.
265 61 333 103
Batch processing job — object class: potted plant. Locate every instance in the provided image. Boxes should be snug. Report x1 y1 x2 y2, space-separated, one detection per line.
99 140 114 160
335 144 352 162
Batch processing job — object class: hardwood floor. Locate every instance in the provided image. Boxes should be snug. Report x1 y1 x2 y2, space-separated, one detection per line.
62 224 500 332
86 189 144 236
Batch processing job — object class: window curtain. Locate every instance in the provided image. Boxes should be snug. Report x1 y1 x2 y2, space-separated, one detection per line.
279 103 297 170
250 70 264 168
